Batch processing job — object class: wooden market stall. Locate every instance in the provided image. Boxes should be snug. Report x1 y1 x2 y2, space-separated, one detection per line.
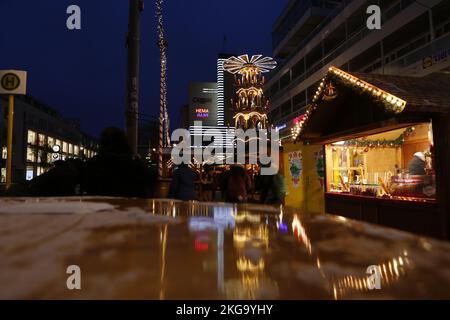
282 142 325 214
294 66 450 239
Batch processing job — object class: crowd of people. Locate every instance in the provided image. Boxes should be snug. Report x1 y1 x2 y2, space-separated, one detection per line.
3 127 287 205
168 162 287 205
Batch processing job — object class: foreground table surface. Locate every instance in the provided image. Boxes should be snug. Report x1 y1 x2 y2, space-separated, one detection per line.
0 197 449 300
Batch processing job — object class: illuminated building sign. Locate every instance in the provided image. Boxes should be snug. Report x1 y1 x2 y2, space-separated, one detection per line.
195 108 209 118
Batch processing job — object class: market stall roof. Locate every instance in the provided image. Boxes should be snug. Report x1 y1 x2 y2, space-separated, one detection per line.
353 72 450 113
292 67 450 143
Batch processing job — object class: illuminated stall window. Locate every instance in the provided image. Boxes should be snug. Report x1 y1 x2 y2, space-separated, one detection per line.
325 122 436 200
27 130 36 145
68 143 74 155
55 139 61 149
62 141 68 153
1 146 6 159
1 168 6 183
74 145 79 156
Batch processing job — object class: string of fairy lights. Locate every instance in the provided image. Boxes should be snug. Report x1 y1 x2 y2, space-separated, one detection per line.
332 127 416 150
291 66 407 141
156 0 170 177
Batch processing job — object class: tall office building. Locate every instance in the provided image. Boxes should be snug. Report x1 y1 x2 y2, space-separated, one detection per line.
187 82 235 161
217 53 238 127
267 0 450 139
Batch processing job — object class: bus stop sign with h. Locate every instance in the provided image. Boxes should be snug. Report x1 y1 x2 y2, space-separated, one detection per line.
0 70 27 189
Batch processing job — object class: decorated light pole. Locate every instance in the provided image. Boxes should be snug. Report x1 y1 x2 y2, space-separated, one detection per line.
125 0 144 155
156 0 170 177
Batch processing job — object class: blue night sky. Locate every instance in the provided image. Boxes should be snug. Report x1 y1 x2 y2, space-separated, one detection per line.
0 0 289 137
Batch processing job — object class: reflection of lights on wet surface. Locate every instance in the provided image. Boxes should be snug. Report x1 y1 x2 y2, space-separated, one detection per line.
214 207 235 229
195 238 209 251
420 239 433 251
236 258 265 272
233 226 269 248
332 251 411 299
234 212 261 224
292 215 312 254
278 222 288 233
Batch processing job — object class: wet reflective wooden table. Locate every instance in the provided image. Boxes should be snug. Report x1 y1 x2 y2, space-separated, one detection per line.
0 197 450 299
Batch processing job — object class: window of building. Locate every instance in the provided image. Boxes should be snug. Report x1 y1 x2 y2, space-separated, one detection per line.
55 139 61 149
1 168 6 183
37 166 45 177
292 58 305 79
280 72 291 90
74 145 79 156
62 141 68 153
38 134 46 147
293 91 306 110
68 143 74 155
281 100 292 117
1 146 6 160
27 147 36 162
325 123 435 201
26 167 34 181
269 108 280 122
270 83 279 97
27 130 36 145
48 136 55 148
37 150 48 164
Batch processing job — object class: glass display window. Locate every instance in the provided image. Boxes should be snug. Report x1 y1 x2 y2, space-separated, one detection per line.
325 122 435 201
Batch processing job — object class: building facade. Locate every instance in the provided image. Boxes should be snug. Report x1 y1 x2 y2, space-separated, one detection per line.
267 0 450 139
188 82 219 127
0 95 97 184
186 81 235 162
217 53 238 127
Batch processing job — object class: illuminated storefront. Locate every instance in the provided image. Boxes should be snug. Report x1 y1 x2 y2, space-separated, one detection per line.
292 66 450 239
325 123 435 201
